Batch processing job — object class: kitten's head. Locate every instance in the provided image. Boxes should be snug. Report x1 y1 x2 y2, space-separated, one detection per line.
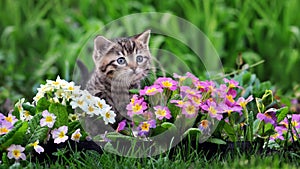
92 30 151 84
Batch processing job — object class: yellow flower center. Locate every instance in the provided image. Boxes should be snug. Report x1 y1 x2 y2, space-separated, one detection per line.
229 83 236 88
105 112 111 118
73 133 81 140
24 110 30 117
0 127 9 134
130 98 135 104
239 101 247 108
200 120 209 128
146 88 157 94
13 150 21 158
156 109 166 117
264 113 272 119
58 131 65 138
132 104 142 113
77 100 84 106
226 95 235 103
53 81 60 86
141 122 150 131
209 106 217 115
192 96 201 104
45 116 53 122
162 81 172 88
32 141 39 147
68 86 74 91
186 105 196 114
186 89 195 95
5 116 13 123
292 121 298 127
88 106 94 112
178 101 184 105
97 102 103 109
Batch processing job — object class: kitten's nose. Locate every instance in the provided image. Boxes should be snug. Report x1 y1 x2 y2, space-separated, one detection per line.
131 67 137 73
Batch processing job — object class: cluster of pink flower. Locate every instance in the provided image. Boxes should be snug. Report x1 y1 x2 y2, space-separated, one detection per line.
257 109 300 142
120 72 253 137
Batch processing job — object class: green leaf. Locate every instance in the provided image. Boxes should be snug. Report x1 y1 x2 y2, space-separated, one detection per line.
36 97 51 112
207 138 227 145
255 97 264 113
11 106 20 120
182 128 201 138
129 89 140 94
49 103 68 128
23 103 36 115
67 121 81 135
26 113 49 144
276 107 289 122
223 123 236 142
161 122 176 129
261 90 273 106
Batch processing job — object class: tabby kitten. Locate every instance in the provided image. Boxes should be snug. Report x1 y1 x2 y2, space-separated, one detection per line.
85 30 152 123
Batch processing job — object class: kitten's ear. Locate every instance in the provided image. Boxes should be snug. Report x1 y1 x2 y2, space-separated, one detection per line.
134 29 151 46
93 36 114 61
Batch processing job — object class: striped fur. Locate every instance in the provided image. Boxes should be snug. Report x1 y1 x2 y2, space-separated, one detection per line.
86 30 152 124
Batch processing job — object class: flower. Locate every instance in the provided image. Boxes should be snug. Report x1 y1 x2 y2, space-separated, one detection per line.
95 97 110 111
126 99 147 117
51 126 68 144
257 108 277 126
223 78 240 89
116 120 126 132
180 86 200 97
7 144 26 160
154 77 178 91
101 110 116 125
68 113 79 122
71 129 82 142
291 114 300 129
30 140 44 154
70 95 88 110
237 95 253 109
139 85 163 96
173 73 187 83
0 121 13 135
170 99 185 108
182 101 199 118
201 100 223 120
198 120 211 134
220 103 243 116
22 110 33 121
40 110 56 128
270 132 284 141
154 106 171 120
138 120 156 136
4 113 18 125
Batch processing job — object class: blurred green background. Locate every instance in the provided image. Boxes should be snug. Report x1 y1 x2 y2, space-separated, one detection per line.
0 0 300 111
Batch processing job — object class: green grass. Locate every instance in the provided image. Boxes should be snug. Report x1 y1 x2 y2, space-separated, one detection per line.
25 147 299 169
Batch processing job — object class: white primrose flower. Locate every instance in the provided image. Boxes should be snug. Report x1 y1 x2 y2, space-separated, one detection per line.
70 95 88 110
71 129 82 142
101 110 116 125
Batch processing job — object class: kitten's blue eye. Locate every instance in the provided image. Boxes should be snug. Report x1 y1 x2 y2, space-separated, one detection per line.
117 57 126 65
136 55 143 63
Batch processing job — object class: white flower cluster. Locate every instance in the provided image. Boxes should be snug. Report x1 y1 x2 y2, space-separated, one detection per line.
33 76 116 125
